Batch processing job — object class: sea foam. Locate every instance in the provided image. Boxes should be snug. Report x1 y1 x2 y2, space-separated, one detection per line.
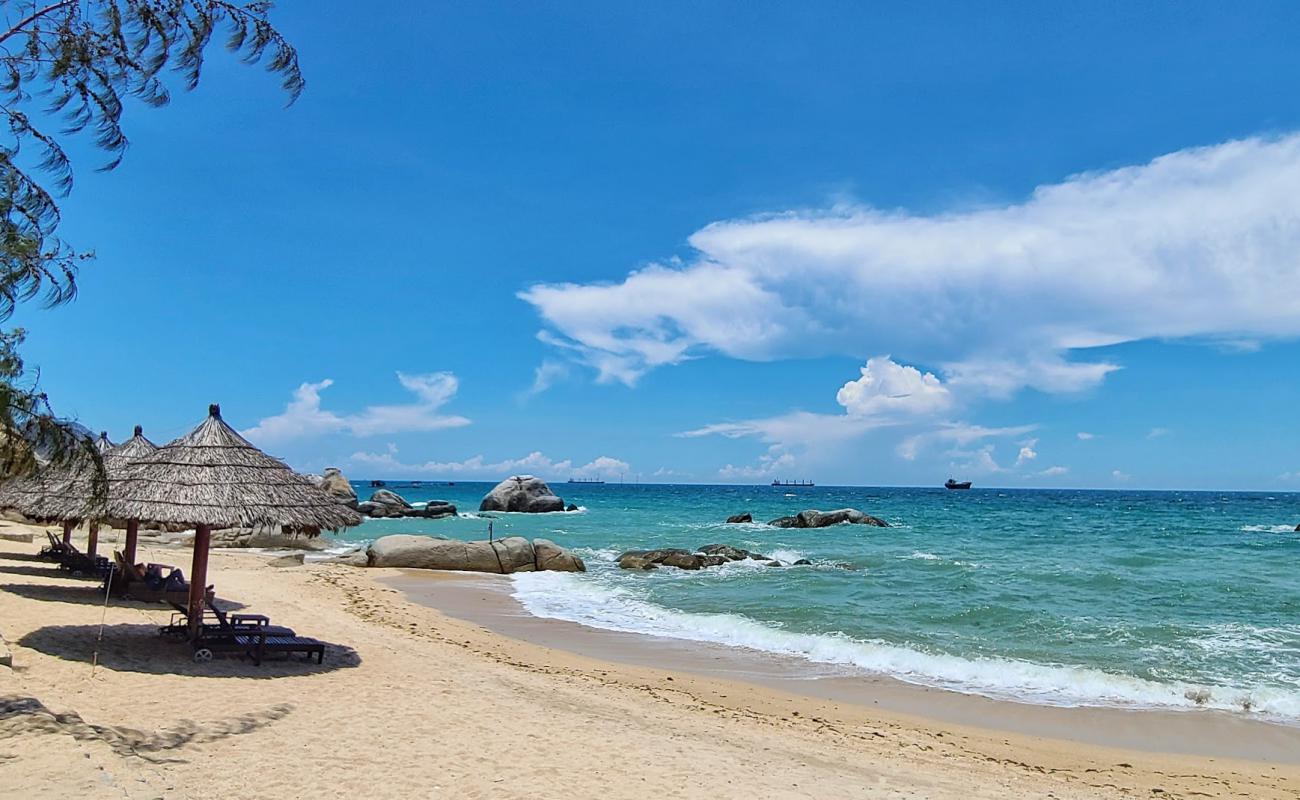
510 571 1300 722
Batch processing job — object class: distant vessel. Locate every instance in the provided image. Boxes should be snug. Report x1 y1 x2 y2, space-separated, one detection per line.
945 478 972 490
568 478 605 484
772 480 814 487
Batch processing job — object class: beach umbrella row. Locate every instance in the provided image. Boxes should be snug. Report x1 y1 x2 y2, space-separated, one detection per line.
0 404 362 634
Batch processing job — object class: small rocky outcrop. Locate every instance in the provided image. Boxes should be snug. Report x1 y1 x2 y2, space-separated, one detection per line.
725 513 752 524
210 524 332 551
357 489 457 519
1296 523 1300 532
566 503 579 512
767 508 888 529
479 475 565 513
318 467 359 510
365 534 585 573
617 543 812 571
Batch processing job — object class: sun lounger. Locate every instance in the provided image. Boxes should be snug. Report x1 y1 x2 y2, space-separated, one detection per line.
108 551 205 605
54 541 111 579
39 531 73 560
180 599 325 665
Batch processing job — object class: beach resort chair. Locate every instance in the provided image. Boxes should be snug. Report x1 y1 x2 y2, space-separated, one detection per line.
184 599 325 665
39 531 73 561
108 552 210 605
54 540 111 579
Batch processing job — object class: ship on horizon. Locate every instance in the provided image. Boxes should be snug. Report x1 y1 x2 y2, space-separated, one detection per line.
568 477 606 484
945 478 973 490
771 479 815 487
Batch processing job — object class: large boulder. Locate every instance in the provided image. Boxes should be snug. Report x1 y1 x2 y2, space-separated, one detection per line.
366 535 586 574
617 548 705 570
767 508 888 529
368 534 535 573
319 467 359 510
725 513 752 524
533 538 586 572
698 543 768 561
479 475 565 513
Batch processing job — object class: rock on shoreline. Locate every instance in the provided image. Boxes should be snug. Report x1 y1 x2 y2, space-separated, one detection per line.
366 534 585 573
617 543 811 571
358 489 457 519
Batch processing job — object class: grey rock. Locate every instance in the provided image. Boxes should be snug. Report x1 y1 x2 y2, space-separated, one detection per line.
617 554 658 570
319 467 359 510
359 490 456 520
763 560 783 567
698 543 753 561
210 524 331 551
479 475 566 513
725 513 753 524
699 555 729 568
269 553 305 568
792 559 813 566
332 550 371 567
766 508 889 529
533 538 586 572
368 534 536 573
0 639 10 668
566 503 579 512
617 548 705 570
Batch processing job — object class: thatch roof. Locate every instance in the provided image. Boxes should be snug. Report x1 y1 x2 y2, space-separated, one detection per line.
105 405 362 535
0 426 154 522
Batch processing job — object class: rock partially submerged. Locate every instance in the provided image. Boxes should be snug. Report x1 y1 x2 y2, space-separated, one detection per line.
366 534 585 573
357 489 457 519
617 543 811 571
725 513 752 524
479 475 566 513
767 508 888 529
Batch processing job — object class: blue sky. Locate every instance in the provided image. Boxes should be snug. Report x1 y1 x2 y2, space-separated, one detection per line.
11 1 1300 489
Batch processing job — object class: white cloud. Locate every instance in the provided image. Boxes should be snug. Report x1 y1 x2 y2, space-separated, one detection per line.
1077 432 1096 440
1015 438 1039 467
1113 469 1131 481
835 356 953 416
348 447 628 480
243 372 471 444
1040 465 1069 477
522 134 1300 395
898 422 1038 461
718 448 796 481
948 444 1005 475
1147 427 1171 439
520 359 570 400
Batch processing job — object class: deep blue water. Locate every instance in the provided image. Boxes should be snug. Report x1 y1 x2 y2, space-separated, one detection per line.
339 482 1300 721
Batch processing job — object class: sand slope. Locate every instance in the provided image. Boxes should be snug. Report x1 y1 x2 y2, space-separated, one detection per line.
0 522 1296 799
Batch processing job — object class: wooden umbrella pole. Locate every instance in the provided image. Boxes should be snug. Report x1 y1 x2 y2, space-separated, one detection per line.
187 524 212 638
86 521 99 557
61 520 73 544
124 519 139 565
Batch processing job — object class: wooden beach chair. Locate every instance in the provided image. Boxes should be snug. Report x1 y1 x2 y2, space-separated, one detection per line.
54 541 111 579
186 599 325 665
108 552 208 605
39 531 72 561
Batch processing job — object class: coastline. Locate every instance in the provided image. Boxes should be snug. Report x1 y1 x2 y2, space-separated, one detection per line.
3 521 1299 799
380 568 1300 764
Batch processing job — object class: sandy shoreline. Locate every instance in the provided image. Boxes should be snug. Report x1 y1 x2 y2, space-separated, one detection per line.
2 520 1299 799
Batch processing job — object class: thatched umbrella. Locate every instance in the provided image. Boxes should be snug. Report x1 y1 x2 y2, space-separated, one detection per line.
0 427 153 556
107 404 362 634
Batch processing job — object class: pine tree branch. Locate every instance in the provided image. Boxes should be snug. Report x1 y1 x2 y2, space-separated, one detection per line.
0 1 77 46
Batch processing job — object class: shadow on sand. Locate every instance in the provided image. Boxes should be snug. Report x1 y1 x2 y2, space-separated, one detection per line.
19 623 361 678
0 693 297 761
0 583 246 611
0 564 94 580
0 551 56 563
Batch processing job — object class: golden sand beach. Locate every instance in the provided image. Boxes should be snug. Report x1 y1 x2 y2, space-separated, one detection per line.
1 520 1297 800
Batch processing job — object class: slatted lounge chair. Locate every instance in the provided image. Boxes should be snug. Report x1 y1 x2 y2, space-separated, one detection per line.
108 552 210 605
55 541 111 579
40 531 73 560
187 600 324 665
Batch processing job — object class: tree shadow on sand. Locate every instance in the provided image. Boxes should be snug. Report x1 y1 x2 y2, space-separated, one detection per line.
19 623 361 678
0 694 297 762
0 583 246 610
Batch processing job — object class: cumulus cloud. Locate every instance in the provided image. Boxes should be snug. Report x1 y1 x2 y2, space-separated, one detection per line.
718 448 796 481
520 359 570 400
1147 427 1171 439
349 447 629 480
835 356 953 416
1077 432 1096 440
1015 438 1039 467
243 372 471 444
521 134 1300 394
1040 465 1069 477
1113 469 1131 481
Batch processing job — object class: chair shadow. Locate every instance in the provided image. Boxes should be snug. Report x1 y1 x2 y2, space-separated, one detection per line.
0 551 56 563
0 583 245 611
0 564 86 580
18 623 362 678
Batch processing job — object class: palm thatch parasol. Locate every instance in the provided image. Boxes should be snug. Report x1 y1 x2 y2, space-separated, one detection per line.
0 426 154 555
107 404 362 632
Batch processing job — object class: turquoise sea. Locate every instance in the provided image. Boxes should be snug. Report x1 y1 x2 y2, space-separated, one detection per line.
339 482 1300 723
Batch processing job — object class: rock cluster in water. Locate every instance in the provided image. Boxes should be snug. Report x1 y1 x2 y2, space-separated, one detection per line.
725 513 752 523
617 543 812 571
479 475 566 513
358 489 457 519
766 508 888 528
365 534 585 573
